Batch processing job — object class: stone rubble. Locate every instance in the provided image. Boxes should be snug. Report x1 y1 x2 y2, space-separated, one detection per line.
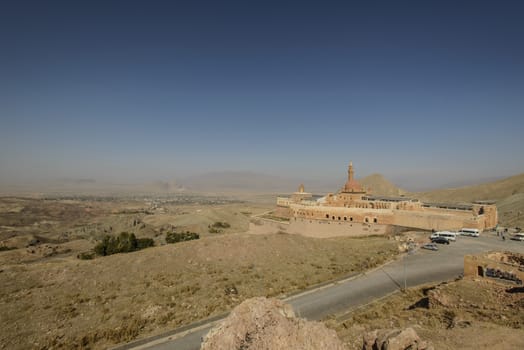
362 327 434 350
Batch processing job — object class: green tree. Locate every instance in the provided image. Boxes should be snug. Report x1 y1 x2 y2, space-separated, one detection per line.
93 232 155 256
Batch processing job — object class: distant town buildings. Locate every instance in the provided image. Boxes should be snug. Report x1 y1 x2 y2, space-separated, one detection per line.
275 163 498 237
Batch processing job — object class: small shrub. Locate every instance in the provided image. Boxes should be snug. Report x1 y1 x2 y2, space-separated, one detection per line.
77 251 95 260
0 246 16 251
208 221 230 233
166 231 199 244
213 221 230 229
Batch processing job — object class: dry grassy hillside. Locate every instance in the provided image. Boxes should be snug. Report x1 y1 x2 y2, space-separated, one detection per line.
412 173 524 227
497 193 524 227
359 174 405 197
141 204 255 234
413 173 524 203
0 233 398 350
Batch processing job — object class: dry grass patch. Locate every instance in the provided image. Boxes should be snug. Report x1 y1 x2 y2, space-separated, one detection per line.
0 233 397 349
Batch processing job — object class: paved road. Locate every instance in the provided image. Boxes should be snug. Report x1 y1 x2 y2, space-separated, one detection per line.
114 233 524 350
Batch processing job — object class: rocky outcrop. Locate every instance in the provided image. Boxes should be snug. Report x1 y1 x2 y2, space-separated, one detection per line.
201 297 346 350
362 327 433 350
427 288 455 308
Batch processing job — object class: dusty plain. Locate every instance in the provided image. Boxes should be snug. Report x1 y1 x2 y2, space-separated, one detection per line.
0 195 397 349
1 172 523 349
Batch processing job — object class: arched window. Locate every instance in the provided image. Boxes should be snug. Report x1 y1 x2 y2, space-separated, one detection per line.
326 214 329 219
350 217 353 222
373 218 378 223
365 217 369 223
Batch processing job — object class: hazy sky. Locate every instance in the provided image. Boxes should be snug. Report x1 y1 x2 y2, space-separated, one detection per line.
1 0 523 189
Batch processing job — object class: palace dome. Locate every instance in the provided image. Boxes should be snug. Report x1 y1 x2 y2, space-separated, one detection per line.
344 179 364 192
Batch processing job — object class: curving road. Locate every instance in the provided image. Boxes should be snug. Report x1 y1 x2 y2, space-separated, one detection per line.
113 233 524 350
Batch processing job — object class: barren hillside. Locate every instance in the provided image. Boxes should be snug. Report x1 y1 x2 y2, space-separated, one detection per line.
359 173 405 197
497 193 524 227
413 173 524 203
0 232 397 350
327 278 524 350
411 173 524 227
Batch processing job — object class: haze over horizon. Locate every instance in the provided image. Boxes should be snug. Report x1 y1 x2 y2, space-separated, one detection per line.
1 1 523 191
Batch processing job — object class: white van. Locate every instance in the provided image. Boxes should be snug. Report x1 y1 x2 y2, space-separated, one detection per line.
430 231 457 241
510 233 524 241
459 228 480 237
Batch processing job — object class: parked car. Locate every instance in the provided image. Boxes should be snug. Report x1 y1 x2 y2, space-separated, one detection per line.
458 228 480 237
430 231 457 241
422 243 439 251
510 233 524 241
431 236 450 244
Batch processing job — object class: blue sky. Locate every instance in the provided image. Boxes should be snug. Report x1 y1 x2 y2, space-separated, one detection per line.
1 0 523 189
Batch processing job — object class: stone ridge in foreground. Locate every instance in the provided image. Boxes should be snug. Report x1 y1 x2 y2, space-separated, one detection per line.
201 297 346 350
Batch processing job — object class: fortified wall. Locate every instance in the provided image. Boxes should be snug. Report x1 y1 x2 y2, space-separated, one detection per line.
275 163 498 236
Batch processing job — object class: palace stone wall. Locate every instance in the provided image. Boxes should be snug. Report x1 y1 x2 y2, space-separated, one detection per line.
273 163 498 236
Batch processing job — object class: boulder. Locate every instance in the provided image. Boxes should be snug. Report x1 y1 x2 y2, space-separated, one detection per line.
201 297 346 350
363 327 433 350
427 289 454 308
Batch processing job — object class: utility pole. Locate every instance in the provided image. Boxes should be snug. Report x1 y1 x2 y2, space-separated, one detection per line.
403 242 416 292
403 255 406 292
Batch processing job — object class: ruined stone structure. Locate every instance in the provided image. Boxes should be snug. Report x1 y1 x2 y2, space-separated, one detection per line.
464 251 524 285
275 163 498 237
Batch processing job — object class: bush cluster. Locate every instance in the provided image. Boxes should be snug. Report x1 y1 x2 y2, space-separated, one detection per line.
94 232 155 256
165 231 199 244
212 221 231 229
208 221 230 233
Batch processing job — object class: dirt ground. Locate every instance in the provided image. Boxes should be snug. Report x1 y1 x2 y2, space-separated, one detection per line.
0 196 271 263
0 196 398 350
326 278 524 349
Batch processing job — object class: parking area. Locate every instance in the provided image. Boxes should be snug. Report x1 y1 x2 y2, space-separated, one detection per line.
414 231 524 260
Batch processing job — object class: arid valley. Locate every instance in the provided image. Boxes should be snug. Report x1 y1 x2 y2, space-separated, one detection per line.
2 2 524 349
1 173 523 349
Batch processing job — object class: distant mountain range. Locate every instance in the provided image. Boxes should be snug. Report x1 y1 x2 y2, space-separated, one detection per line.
2 168 523 229
179 171 301 193
177 171 406 195
3 170 523 226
